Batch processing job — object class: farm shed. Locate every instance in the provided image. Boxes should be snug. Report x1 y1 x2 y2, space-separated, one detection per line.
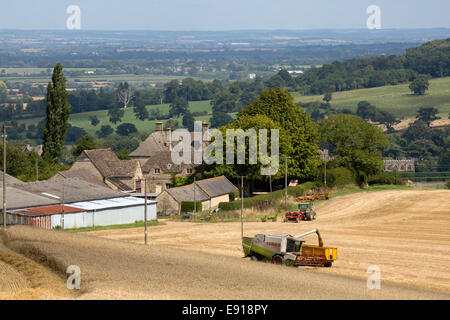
2 178 157 229
156 176 238 215
6 197 157 230
64 197 157 229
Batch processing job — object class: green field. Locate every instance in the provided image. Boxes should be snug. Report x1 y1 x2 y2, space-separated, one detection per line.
294 77 450 119
1 73 194 86
18 100 219 136
0 67 107 74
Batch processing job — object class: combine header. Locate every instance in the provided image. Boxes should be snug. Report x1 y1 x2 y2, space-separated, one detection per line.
242 229 337 267
296 187 331 201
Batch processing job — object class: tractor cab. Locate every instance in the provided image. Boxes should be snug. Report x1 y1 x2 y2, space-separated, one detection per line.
298 202 312 212
283 202 317 222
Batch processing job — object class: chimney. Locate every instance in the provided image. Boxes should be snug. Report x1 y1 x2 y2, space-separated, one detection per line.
155 122 163 132
166 128 172 151
202 120 209 142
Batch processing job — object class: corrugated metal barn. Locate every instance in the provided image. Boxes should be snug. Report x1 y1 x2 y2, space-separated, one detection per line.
1 177 157 229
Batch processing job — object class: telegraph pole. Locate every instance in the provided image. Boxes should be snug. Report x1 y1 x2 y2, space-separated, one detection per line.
281 157 292 212
238 176 246 239
2 124 6 229
61 182 65 229
144 178 148 245
269 174 272 203
35 157 39 181
193 177 196 214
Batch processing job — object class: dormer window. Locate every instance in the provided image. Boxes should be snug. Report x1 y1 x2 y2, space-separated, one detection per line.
187 168 193 174
154 168 160 174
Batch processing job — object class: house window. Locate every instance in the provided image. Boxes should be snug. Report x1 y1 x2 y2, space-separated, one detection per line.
154 168 160 174
136 179 142 192
187 168 193 174
167 163 172 169
165 183 171 189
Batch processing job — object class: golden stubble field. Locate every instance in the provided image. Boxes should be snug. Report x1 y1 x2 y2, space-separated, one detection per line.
1 189 449 299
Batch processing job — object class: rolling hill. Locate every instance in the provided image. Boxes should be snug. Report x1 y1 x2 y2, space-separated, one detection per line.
293 77 450 119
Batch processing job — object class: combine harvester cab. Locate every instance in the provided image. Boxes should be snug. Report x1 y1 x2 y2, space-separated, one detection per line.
242 229 337 267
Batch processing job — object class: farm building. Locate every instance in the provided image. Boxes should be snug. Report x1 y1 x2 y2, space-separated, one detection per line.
129 121 209 194
0 177 156 229
52 149 144 192
156 176 238 215
0 170 24 185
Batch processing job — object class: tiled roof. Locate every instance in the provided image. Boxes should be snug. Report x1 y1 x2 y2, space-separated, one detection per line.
129 131 173 158
166 184 210 202
195 176 238 197
162 176 238 203
141 150 194 174
105 160 139 178
75 149 140 178
106 177 134 191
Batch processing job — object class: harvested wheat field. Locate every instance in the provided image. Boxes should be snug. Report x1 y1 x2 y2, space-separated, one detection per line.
1 189 449 299
0 235 71 299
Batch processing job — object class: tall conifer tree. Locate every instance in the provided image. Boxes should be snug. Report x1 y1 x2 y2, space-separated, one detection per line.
42 62 71 162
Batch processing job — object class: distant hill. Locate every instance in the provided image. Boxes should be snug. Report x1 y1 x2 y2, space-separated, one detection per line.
295 77 450 119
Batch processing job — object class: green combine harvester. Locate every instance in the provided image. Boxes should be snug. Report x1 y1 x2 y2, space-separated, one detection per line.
242 229 337 267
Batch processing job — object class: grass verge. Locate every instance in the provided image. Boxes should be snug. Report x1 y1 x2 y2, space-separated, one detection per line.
64 220 164 232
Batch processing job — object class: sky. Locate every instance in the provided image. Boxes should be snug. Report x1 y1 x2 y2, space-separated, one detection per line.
0 0 449 30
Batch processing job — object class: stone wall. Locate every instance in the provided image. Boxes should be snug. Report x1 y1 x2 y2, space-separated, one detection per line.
383 159 415 172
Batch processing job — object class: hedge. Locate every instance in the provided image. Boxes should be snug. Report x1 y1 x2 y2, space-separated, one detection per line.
320 167 355 187
218 182 317 211
368 171 405 185
180 201 202 213
398 171 450 182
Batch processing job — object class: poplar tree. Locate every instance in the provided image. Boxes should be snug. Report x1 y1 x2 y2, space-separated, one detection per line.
42 62 71 162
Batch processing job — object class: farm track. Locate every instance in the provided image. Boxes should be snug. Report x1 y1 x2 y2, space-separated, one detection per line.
1 189 449 299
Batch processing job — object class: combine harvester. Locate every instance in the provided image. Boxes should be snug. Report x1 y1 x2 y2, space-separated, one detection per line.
242 229 337 267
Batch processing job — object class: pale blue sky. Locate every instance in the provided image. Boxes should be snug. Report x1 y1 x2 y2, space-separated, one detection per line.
0 0 449 30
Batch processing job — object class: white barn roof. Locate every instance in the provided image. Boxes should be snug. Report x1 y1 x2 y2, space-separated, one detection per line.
70 196 156 211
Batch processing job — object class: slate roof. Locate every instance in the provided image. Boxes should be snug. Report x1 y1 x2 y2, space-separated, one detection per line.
166 184 210 202
129 131 173 158
55 169 107 187
14 177 127 203
162 176 238 203
104 160 139 178
195 176 238 197
0 185 59 209
0 170 24 185
82 149 139 178
55 149 141 191
141 150 194 174
129 128 207 158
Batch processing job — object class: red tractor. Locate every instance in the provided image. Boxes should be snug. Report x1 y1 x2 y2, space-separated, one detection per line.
283 202 317 222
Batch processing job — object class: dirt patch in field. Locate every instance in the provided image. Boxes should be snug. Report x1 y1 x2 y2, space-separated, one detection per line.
376 118 450 131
